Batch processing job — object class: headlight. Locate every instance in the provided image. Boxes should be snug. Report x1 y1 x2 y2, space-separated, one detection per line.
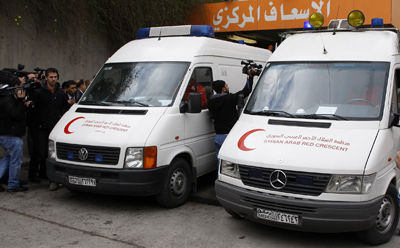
48 139 56 160
124 147 157 169
124 148 143 168
220 160 241 179
325 173 376 194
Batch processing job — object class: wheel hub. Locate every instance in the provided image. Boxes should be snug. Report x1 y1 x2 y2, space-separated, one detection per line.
170 169 186 196
376 197 394 233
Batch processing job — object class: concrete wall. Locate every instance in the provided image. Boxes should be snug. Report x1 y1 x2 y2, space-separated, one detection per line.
0 17 113 83
0 17 114 159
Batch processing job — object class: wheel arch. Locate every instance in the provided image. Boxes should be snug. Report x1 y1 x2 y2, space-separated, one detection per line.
174 152 198 190
371 166 399 198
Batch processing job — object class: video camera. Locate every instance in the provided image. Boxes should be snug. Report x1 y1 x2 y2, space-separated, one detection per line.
241 60 263 76
0 64 42 92
34 67 46 81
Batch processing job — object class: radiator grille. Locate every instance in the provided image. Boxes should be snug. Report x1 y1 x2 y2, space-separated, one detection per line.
239 165 331 196
57 142 120 165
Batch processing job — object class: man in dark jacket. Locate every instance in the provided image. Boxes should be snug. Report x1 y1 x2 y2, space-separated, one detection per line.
29 68 71 190
208 69 256 161
0 77 29 192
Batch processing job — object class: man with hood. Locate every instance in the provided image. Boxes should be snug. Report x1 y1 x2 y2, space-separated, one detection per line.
208 69 257 161
29 68 72 190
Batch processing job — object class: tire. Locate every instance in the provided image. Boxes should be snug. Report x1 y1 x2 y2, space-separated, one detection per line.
155 158 192 208
224 207 242 219
356 184 399 245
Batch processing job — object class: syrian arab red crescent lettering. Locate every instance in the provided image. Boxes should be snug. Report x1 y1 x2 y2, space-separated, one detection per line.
64 117 85 134
237 129 265 151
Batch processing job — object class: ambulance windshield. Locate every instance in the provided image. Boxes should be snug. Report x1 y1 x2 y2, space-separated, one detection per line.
245 62 389 120
80 62 190 107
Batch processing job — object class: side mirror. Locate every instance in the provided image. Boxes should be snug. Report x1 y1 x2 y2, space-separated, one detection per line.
179 102 188 113
389 113 400 128
188 92 202 113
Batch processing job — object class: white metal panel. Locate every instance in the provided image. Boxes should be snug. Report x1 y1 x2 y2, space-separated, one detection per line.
106 37 271 64
271 31 399 62
219 115 379 175
49 104 167 169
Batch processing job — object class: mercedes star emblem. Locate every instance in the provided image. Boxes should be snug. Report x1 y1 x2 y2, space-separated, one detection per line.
269 170 287 189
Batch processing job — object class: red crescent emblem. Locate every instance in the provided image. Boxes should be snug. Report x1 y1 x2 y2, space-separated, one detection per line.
64 117 85 134
238 129 265 151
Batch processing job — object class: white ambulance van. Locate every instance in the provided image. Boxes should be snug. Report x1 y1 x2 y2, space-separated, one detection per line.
215 11 400 245
46 25 271 208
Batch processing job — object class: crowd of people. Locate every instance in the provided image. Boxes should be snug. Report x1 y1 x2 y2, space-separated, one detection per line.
0 67 91 192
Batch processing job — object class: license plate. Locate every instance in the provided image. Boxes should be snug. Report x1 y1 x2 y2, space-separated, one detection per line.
68 176 96 187
256 208 299 225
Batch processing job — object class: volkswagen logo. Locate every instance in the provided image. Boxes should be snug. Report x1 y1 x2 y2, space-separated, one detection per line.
78 148 89 161
269 170 287 189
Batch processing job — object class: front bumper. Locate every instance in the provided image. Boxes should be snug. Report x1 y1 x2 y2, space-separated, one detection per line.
215 180 383 233
47 159 168 196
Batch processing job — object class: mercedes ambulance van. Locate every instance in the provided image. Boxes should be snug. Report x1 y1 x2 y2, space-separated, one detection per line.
215 11 400 245
46 25 271 208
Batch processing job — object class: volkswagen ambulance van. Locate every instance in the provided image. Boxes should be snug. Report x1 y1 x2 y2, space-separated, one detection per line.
215 12 400 245
46 25 271 208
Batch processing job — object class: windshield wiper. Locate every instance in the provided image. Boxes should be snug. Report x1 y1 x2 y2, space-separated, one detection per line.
113 100 149 107
251 110 295 118
80 101 111 106
296 114 348 120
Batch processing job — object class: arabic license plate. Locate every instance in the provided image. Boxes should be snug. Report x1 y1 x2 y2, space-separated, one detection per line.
68 176 96 187
256 208 299 225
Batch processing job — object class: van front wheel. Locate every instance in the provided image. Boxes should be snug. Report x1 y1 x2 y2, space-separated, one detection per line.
155 158 191 208
356 184 399 245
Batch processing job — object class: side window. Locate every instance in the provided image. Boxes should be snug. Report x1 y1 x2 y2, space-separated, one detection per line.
184 67 213 109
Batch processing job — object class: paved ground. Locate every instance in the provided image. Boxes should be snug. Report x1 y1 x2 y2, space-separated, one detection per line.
0 158 400 248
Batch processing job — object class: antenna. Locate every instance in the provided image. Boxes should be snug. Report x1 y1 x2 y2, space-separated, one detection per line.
332 5 340 35
158 29 162 41
320 34 327 54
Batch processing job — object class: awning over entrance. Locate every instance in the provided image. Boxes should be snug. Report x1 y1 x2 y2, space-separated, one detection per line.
191 0 399 49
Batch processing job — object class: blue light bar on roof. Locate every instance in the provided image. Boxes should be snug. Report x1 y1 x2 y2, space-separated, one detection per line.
137 28 150 39
191 25 215 37
136 25 214 39
303 21 312 30
371 18 384 28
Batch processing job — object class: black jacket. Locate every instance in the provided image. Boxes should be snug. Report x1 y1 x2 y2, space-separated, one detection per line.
30 80 70 130
0 88 26 137
208 77 254 134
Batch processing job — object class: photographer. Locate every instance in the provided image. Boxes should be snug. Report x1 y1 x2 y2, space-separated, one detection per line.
0 77 29 192
208 65 259 161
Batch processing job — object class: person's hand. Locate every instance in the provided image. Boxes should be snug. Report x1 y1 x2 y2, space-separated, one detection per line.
67 98 75 105
14 89 26 99
395 151 400 169
25 100 33 108
248 68 257 77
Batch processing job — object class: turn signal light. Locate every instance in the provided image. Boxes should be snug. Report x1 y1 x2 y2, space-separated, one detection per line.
144 146 157 169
